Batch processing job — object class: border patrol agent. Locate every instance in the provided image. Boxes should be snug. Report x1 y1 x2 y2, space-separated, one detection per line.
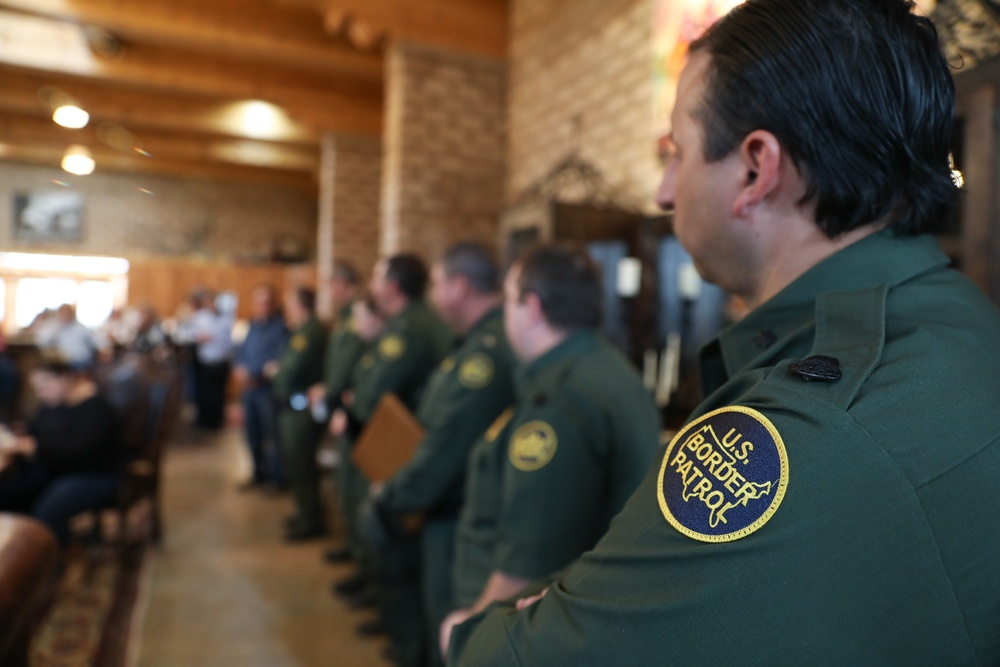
441 244 661 653
448 1 1000 664
273 287 327 541
328 297 387 605
367 243 516 667
311 261 366 566
351 254 453 666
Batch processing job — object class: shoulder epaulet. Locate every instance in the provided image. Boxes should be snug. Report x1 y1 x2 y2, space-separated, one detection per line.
770 284 888 411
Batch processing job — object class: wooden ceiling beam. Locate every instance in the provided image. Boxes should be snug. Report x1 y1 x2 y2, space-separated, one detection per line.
0 112 321 172
0 42 383 135
0 66 322 146
0 0 383 81
289 0 508 57
0 143 318 192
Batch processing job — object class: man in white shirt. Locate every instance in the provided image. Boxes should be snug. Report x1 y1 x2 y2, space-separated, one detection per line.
35 304 107 369
189 291 233 431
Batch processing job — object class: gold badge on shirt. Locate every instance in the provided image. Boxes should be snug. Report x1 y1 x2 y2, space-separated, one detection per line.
290 334 307 352
509 421 558 471
459 353 494 389
378 333 406 361
657 406 788 543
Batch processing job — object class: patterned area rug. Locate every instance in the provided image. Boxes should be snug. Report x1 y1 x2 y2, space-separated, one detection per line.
30 545 148 667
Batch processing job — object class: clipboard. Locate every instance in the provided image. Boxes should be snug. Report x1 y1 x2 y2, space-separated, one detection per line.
351 393 425 482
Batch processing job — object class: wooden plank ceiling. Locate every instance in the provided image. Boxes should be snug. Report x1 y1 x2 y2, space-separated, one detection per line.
0 0 506 191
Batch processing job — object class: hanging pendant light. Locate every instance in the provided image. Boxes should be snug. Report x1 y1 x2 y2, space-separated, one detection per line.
61 144 95 175
52 105 90 129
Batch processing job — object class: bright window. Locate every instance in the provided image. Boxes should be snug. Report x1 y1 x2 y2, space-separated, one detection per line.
77 280 114 327
15 278 78 328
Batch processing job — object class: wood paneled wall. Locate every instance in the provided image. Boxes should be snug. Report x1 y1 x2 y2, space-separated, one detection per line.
127 259 316 321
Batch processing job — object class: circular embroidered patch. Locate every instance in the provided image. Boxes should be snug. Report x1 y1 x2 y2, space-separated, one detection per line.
459 353 494 389
657 406 788 543
290 334 307 352
508 421 558 471
378 334 406 361
440 357 456 374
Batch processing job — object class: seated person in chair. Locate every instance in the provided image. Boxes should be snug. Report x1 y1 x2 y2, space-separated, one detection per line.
0 361 122 546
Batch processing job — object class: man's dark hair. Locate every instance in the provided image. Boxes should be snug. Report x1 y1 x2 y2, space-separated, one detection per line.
441 242 501 294
385 254 428 300
689 0 957 237
516 244 602 330
292 287 316 315
331 260 359 286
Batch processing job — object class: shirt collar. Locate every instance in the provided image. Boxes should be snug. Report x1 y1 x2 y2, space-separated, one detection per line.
515 329 599 395
467 306 503 339
388 299 420 328
714 230 949 377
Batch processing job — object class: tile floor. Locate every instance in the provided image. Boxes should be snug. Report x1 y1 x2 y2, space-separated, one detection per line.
135 429 391 667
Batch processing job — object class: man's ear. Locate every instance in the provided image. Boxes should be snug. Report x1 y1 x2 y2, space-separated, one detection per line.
522 291 545 326
733 130 783 219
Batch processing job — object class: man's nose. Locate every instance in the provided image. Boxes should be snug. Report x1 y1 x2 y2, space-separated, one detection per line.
655 164 676 212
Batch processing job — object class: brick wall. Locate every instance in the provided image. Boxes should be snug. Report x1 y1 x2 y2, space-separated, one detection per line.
316 132 382 318
0 161 317 261
508 0 662 213
331 133 382 283
381 42 508 263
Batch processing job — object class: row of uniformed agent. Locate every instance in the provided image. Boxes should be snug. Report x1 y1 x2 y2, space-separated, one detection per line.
270 1 1000 664
279 243 662 666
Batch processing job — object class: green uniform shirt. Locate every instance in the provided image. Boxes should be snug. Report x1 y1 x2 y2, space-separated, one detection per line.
272 316 327 401
450 231 1000 665
380 307 515 517
324 303 364 406
351 299 453 421
452 330 661 606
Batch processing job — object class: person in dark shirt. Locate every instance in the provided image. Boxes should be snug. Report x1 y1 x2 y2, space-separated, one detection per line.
233 284 289 490
0 361 122 545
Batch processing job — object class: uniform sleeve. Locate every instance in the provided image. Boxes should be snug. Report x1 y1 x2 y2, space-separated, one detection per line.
449 395 982 666
351 332 426 422
493 402 607 580
379 359 513 515
272 324 326 398
324 329 364 403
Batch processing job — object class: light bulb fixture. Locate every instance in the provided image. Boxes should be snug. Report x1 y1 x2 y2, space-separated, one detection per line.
53 105 90 129
61 144 95 175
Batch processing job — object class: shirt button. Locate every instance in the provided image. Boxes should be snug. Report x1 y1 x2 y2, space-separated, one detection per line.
753 330 777 349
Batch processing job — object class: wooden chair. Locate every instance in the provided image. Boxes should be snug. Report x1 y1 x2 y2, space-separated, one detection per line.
96 354 181 548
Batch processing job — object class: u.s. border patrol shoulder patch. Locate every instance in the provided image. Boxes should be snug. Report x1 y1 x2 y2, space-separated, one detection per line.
378 333 406 361
459 353 494 389
290 334 307 352
509 421 557 471
657 406 788 543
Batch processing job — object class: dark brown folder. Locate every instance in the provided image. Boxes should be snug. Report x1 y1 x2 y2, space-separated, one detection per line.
352 393 425 483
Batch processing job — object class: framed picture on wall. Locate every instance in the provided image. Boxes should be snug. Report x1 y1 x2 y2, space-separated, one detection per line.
13 190 84 243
